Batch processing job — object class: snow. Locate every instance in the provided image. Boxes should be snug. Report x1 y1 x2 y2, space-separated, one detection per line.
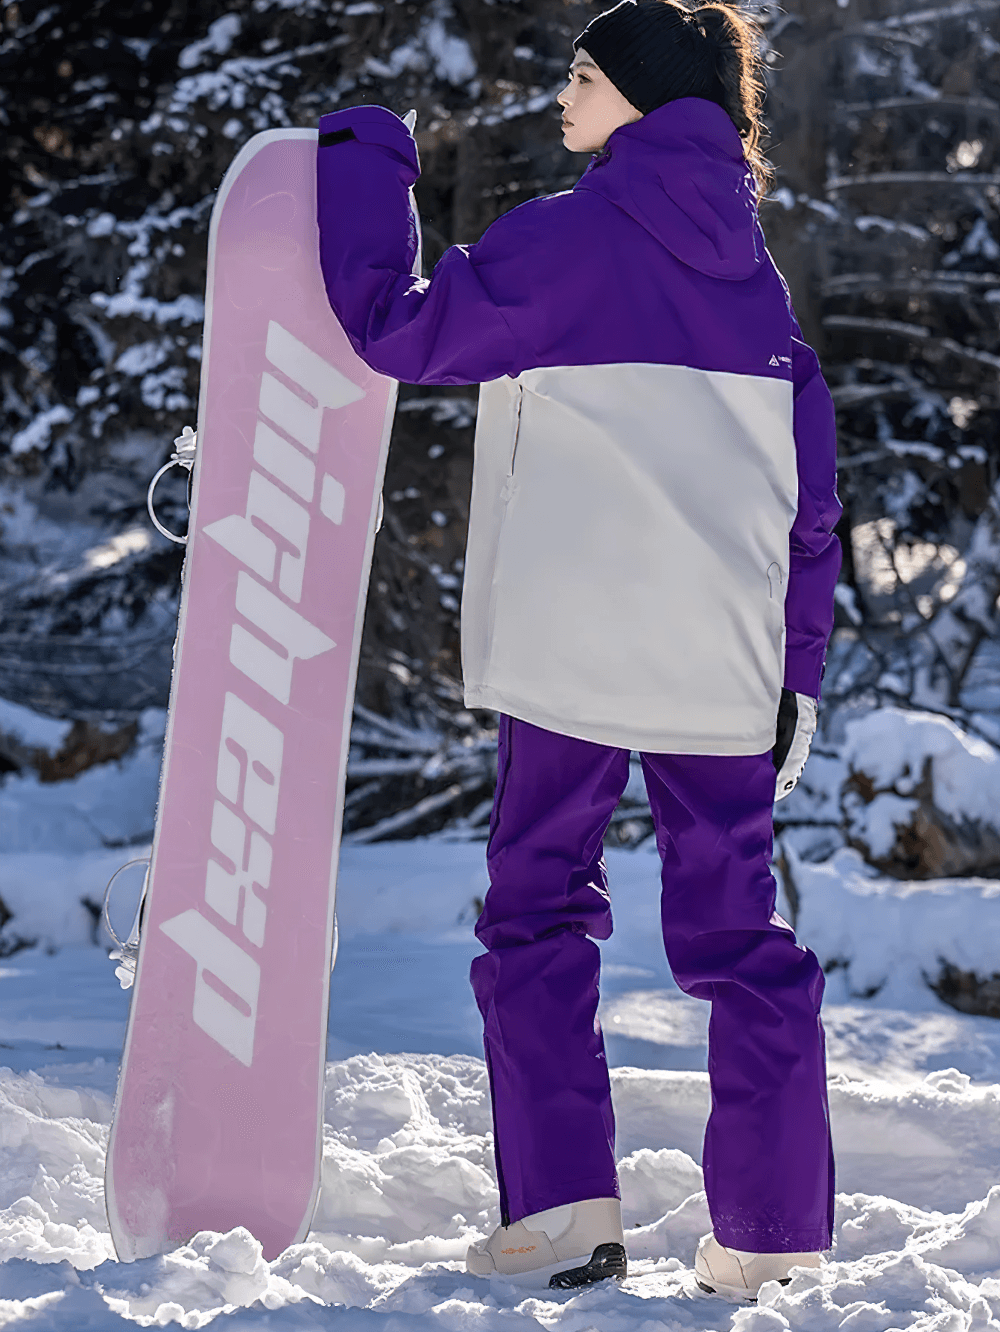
422 16 477 86
843 707 1000 826
779 704 1000 874
9 405 73 457
84 528 153 572
0 700 71 753
91 288 205 327
5 714 1000 1326
791 847 1000 1007
845 791 920 858
178 15 243 71
167 43 333 118
114 341 170 378
86 212 117 239
364 4 476 87
0 710 164 859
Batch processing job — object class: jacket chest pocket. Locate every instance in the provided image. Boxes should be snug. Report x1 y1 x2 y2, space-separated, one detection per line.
767 562 784 600
766 560 787 655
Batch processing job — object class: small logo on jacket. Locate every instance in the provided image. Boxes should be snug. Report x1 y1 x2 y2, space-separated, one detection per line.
769 354 792 367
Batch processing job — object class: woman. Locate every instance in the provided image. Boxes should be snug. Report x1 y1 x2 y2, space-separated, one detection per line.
316 0 841 1301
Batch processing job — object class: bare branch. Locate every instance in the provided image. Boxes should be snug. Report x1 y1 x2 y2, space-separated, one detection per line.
826 315 933 339
823 272 1000 298
343 779 384 811
823 316 1000 370
830 380 914 405
342 779 483 845
837 449 893 470
833 94 1000 115
347 756 426 778
609 805 652 825
353 703 441 751
827 171 1000 191
350 727 441 755
380 507 442 575
459 797 495 828
849 0 1000 32
763 12 804 42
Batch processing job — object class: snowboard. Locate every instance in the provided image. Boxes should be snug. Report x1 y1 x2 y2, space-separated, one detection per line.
105 125 421 1262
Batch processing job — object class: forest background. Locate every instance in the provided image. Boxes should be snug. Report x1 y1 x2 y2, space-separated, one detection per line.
3 0 1000 980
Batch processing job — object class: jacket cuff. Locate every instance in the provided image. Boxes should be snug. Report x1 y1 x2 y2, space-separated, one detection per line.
318 105 419 175
783 645 823 701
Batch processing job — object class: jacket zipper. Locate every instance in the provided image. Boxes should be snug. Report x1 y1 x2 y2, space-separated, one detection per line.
484 1042 511 1227
511 383 523 472
489 383 524 656
502 383 524 496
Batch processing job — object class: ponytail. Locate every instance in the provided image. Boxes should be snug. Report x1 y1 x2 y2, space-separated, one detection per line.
690 3 774 202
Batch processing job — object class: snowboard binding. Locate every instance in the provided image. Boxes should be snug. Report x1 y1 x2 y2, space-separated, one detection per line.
103 857 150 990
104 856 338 985
146 425 198 545
101 426 198 991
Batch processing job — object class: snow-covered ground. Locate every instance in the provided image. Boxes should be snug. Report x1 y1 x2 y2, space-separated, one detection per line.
4 733 1000 1327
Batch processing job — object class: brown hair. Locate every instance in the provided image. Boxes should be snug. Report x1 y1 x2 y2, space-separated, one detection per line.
688 2 774 202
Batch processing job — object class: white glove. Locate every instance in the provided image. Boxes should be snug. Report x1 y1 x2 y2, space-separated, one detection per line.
773 689 818 802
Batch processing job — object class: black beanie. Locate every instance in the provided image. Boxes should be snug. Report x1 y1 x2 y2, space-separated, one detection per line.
573 0 725 118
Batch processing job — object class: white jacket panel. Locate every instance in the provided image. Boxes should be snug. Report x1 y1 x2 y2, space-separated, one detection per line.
460 362 798 754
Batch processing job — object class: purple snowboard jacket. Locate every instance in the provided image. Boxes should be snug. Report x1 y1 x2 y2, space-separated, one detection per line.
316 98 841 754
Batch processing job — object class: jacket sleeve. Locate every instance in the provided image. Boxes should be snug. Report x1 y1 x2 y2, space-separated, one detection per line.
784 316 842 700
316 104 538 385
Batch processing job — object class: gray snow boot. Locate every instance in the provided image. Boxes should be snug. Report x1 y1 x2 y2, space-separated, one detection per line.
695 1233 822 1302
466 1198 627 1289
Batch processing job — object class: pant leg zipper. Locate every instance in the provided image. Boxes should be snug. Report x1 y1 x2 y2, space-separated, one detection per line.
484 1042 511 1227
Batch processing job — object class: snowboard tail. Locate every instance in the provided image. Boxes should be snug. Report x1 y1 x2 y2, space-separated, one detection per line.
105 129 409 1261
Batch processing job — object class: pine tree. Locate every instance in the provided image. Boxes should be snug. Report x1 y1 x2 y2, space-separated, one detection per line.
0 0 592 833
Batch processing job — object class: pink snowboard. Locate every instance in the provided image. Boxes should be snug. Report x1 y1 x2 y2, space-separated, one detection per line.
105 128 414 1261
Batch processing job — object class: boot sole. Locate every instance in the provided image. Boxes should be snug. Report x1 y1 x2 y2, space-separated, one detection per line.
696 1276 791 1303
476 1243 627 1290
549 1242 628 1290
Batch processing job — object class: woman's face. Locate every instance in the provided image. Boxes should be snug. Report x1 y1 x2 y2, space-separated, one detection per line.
556 48 643 154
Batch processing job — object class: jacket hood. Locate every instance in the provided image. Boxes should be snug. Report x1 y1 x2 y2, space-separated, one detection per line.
574 98 764 281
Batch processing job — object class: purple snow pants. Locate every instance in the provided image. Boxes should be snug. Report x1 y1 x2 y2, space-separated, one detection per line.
470 715 834 1254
